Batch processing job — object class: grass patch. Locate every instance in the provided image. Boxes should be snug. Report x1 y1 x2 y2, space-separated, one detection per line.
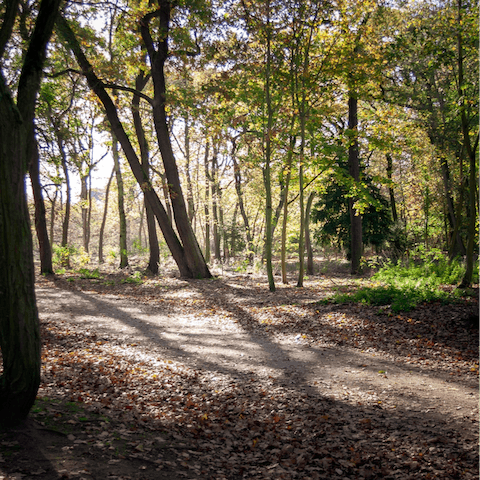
322 255 474 312
120 271 143 285
78 268 102 280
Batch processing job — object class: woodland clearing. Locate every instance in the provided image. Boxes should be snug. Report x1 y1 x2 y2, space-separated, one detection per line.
0 260 478 480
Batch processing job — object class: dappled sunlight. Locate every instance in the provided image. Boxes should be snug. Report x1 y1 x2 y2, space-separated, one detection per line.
34 272 479 478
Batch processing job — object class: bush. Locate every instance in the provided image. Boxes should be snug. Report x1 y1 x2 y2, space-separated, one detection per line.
52 244 91 270
52 244 77 268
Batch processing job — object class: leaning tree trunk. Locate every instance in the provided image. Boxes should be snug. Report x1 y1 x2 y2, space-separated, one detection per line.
29 139 53 274
0 0 62 427
56 15 193 278
140 1 211 279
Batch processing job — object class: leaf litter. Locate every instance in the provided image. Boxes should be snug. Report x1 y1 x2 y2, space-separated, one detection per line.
0 268 478 479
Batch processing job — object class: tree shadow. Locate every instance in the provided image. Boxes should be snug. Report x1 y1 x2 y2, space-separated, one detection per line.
35 279 479 478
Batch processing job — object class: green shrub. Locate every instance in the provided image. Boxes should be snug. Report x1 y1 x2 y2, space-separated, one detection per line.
52 244 77 268
78 268 102 279
121 271 143 285
52 244 91 269
323 252 471 312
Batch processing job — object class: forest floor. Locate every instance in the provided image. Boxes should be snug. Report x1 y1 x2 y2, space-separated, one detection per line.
0 259 478 480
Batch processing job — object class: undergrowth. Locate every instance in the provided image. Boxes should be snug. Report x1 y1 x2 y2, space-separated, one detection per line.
323 255 477 312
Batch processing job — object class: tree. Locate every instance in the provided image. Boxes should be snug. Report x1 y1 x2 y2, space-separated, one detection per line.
139 0 211 279
111 129 129 269
312 166 393 258
56 13 211 278
0 0 62 427
132 69 160 274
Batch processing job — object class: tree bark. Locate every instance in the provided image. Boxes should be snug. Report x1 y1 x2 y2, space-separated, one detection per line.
0 0 61 427
184 112 195 222
263 3 275 292
132 70 159 274
204 140 211 263
59 136 71 252
457 0 478 287
386 153 398 223
29 139 53 274
211 145 222 261
80 169 90 252
296 111 306 287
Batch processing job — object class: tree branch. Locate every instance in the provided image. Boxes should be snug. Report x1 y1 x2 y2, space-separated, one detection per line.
103 83 153 105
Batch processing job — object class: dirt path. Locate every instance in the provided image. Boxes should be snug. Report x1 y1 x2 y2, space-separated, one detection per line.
36 281 477 423
1 271 478 479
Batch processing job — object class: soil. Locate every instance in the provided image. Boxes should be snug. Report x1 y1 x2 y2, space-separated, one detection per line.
0 262 478 479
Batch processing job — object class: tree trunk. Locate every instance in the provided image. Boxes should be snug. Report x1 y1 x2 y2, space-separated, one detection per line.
305 191 315 276
211 145 222 261
140 1 211 279
56 15 194 278
29 139 53 274
457 0 478 287
231 203 238 259
232 142 254 263
0 91 41 427
60 138 71 252
49 186 58 246
112 130 128 269
263 4 275 292
386 153 398 223
296 112 306 287
204 140 211 263
80 170 89 252
98 167 114 264
440 154 466 257
184 113 195 222
348 93 362 274
132 70 159 274
0 0 61 427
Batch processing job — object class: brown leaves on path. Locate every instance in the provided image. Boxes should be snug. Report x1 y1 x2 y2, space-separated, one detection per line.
1 270 477 479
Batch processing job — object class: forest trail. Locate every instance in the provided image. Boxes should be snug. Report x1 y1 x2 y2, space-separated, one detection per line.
2 271 478 479
36 279 477 424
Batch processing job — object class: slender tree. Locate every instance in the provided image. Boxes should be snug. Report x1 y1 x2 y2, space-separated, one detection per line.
98 167 115 264
111 129 129 268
